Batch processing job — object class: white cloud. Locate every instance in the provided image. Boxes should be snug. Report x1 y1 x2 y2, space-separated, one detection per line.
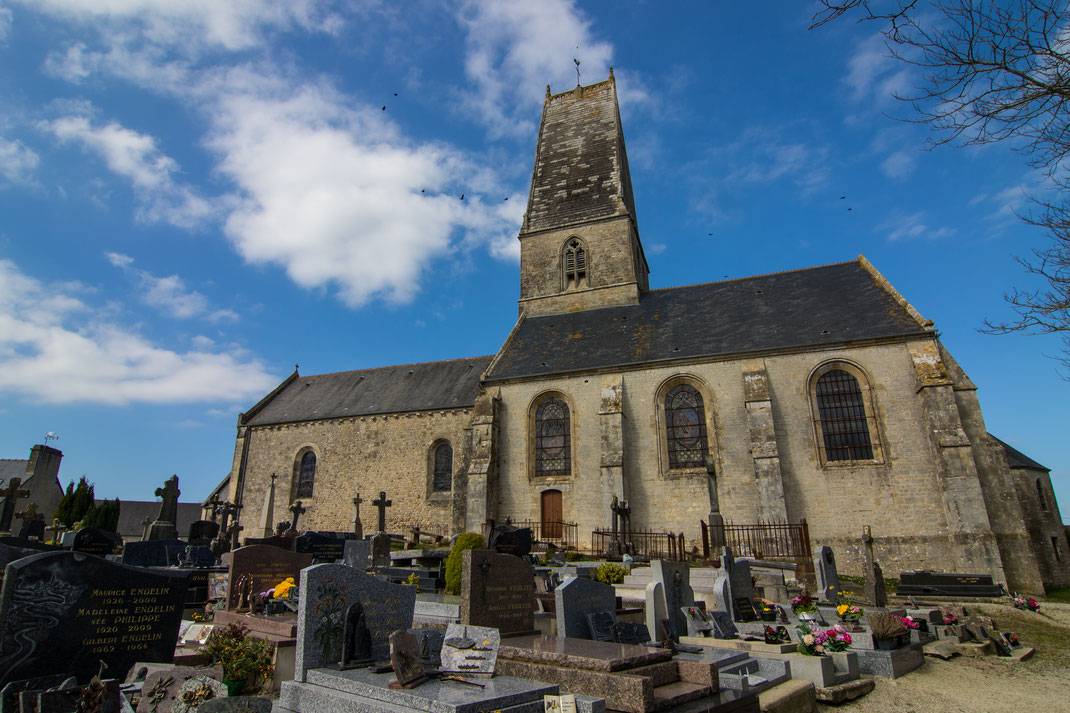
457 0 614 138
44 114 216 228
11 0 342 53
0 8 12 42
878 212 957 242
0 137 40 185
880 149 917 179
204 77 522 305
107 252 239 322
0 259 276 405
646 243 667 255
845 33 912 105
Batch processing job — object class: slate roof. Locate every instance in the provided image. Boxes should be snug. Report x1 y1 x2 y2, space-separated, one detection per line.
107 500 205 539
0 460 28 481
522 76 637 234
243 356 495 426
486 260 929 381
992 435 1050 472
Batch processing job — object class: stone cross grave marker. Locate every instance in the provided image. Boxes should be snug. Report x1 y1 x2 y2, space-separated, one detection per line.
814 546 840 604
225 545 313 610
372 491 391 534
460 550 536 636
0 478 31 533
440 623 500 675
288 501 307 533
555 576 616 639
148 475 180 540
351 493 364 539
651 560 695 640
294 563 416 681
0 551 189 687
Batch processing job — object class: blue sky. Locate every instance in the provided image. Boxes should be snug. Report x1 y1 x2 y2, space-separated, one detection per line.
0 1 1066 520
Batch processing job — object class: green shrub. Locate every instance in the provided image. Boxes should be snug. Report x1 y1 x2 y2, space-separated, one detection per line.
593 563 627 585
445 532 485 595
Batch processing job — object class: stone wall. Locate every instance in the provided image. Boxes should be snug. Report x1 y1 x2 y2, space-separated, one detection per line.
236 407 472 538
1009 463 1070 590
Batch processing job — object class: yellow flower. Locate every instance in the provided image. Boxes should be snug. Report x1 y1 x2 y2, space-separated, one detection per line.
273 578 296 599
837 604 849 616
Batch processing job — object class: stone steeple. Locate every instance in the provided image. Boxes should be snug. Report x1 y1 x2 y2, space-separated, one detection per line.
517 71 649 317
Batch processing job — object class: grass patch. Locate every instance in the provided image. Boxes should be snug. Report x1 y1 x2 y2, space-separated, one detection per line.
838 573 900 593
1042 588 1070 604
971 604 1070 671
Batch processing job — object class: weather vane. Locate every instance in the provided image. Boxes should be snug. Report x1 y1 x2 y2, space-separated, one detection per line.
44 432 58 443
573 57 581 86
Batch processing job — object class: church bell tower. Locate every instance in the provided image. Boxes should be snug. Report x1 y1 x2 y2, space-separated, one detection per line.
517 70 649 317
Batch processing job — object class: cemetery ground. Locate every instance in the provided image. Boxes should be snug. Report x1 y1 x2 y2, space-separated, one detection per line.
815 597 1070 713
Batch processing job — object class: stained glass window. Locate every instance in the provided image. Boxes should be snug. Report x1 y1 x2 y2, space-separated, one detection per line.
296 450 316 498
665 384 708 469
535 397 571 477
815 370 874 461
433 443 452 492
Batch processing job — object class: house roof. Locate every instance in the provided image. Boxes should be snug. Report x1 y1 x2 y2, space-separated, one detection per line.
485 259 930 381
243 356 495 427
0 460 28 481
992 435 1050 472
107 500 205 539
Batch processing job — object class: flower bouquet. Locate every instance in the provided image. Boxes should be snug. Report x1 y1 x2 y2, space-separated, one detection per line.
823 625 853 652
796 621 827 656
893 615 921 630
202 622 275 692
1012 595 1040 613
836 603 863 621
791 594 818 616
942 612 958 625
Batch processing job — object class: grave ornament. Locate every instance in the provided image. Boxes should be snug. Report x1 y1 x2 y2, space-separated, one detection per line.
440 624 499 675
388 630 427 689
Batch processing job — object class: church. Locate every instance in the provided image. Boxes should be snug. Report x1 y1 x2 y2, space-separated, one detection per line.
215 73 1069 594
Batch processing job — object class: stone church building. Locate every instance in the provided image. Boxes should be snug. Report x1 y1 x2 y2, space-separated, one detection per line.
217 74 1069 593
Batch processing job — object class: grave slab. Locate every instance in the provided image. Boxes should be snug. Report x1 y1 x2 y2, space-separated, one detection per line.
555 578 616 640
853 644 925 678
460 551 536 636
440 624 500 675
226 546 313 611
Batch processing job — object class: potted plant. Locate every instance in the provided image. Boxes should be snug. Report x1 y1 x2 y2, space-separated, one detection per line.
836 603 863 625
759 601 777 622
202 622 275 695
823 625 853 652
868 613 908 650
791 595 818 621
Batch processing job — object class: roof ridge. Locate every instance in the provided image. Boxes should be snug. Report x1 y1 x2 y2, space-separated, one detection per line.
646 258 860 294
547 77 614 101
305 354 495 380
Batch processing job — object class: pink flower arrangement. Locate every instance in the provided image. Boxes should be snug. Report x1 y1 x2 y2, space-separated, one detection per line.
1012 595 1041 612
942 612 958 625
823 625 853 652
893 615 921 630
796 622 853 655
791 595 818 614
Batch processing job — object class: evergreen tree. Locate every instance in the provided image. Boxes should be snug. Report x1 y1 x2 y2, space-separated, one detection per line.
53 480 75 527
56 476 95 528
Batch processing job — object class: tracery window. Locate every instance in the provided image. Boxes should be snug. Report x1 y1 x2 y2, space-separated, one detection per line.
433 442 453 493
813 369 875 462
665 384 709 470
563 238 588 289
535 397 571 477
296 450 316 498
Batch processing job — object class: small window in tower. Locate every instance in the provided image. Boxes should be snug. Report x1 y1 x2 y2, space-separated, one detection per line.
1036 478 1048 511
1053 536 1061 562
563 238 589 289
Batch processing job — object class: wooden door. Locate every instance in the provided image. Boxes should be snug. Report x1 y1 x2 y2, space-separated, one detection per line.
541 489 562 540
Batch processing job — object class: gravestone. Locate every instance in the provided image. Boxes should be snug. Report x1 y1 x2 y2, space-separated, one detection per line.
35 678 120 713
865 561 888 608
650 560 694 640
343 540 371 570
241 535 293 551
410 628 445 669
122 539 188 568
460 550 535 636
814 546 840 604
0 541 35 584
0 674 72 713
187 521 219 548
487 524 532 557
612 621 651 645
181 546 215 569
147 476 181 541
389 630 426 687
555 576 616 639
294 532 348 562
644 581 667 641
369 533 392 568
225 545 313 610
585 610 617 642
0 551 188 686
295 563 417 681
682 606 715 637
440 623 500 675
708 610 738 638
0 536 59 552
895 571 1004 597
71 528 123 557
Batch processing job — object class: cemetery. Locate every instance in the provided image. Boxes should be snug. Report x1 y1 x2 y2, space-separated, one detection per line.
0 476 1064 713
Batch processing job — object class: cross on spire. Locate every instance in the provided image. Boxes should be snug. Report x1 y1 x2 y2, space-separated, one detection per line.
372 491 392 534
573 57 581 86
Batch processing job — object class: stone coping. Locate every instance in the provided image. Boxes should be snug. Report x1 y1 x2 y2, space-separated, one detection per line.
498 635 671 672
391 549 450 560
213 610 298 637
679 636 797 655
305 667 558 713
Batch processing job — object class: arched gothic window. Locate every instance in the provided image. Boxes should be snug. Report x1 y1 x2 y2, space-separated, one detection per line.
813 369 875 462
296 450 316 498
535 397 571 477
563 238 588 289
433 442 453 493
665 384 709 470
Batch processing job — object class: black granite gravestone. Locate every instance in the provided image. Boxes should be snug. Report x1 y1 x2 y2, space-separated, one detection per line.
70 528 123 557
187 521 220 548
487 525 532 557
0 551 189 686
0 537 60 552
294 532 350 562
121 539 187 568
895 571 1003 597
585 611 617 642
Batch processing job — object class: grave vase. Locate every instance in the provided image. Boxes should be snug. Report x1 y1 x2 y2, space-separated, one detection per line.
222 678 246 697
